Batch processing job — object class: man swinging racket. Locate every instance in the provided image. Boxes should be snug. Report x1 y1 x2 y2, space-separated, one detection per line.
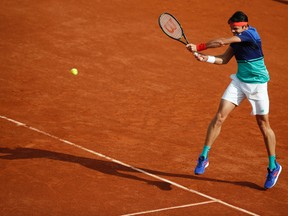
186 11 281 189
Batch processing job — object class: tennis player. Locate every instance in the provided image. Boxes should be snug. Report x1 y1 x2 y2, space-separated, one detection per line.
186 11 281 189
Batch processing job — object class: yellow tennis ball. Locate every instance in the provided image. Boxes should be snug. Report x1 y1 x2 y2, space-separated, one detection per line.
70 68 78 75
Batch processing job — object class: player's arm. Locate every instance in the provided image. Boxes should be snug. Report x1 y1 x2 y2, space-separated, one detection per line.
195 46 234 65
206 36 241 48
186 36 241 52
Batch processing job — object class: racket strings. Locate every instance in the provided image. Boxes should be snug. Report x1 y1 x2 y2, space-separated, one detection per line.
159 14 183 40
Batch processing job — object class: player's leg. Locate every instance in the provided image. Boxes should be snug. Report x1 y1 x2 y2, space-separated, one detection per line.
203 77 244 157
256 114 276 157
255 114 281 189
248 85 281 189
194 99 236 175
194 76 244 175
204 99 236 148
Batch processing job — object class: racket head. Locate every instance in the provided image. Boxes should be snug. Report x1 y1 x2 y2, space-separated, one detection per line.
158 13 189 45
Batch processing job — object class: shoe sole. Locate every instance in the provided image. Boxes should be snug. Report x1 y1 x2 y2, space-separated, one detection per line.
264 165 282 189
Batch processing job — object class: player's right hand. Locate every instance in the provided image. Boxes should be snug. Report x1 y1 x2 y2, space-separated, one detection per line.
186 44 197 52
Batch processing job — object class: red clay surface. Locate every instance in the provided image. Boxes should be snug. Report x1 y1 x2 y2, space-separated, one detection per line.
1 0 288 215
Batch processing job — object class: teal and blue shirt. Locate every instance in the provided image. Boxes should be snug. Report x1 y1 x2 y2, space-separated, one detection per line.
230 26 269 83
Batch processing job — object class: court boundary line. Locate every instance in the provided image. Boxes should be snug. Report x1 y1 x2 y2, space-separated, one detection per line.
0 115 259 216
121 200 217 216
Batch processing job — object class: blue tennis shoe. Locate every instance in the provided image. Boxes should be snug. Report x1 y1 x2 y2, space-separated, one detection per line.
264 162 282 189
194 156 209 175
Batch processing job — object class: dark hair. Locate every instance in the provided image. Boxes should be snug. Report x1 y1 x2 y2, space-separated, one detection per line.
228 11 248 24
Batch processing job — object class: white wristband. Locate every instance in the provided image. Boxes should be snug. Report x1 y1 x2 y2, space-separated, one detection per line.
206 56 216 64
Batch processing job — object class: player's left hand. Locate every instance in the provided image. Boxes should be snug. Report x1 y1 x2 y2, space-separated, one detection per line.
194 53 208 62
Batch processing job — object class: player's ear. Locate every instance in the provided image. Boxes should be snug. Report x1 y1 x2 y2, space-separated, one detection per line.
243 25 248 30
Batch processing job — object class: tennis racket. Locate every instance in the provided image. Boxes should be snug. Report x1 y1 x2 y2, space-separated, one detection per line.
158 13 198 55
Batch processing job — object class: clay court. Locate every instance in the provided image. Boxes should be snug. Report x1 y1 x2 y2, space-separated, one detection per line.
1 0 288 215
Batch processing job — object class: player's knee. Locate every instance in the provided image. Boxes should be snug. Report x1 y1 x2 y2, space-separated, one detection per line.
256 116 272 134
256 115 269 128
213 113 226 127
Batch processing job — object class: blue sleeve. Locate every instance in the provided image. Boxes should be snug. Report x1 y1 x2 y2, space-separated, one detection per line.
237 27 261 43
237 31 253 42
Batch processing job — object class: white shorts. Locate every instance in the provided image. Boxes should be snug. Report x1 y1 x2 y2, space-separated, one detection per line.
222 74 269 115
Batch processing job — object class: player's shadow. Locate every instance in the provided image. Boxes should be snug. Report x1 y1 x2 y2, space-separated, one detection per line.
0 147 264 191
0 147 172 190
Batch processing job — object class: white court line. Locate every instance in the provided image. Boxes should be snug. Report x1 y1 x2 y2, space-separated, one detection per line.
121 200 216 216
0 115 259 216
